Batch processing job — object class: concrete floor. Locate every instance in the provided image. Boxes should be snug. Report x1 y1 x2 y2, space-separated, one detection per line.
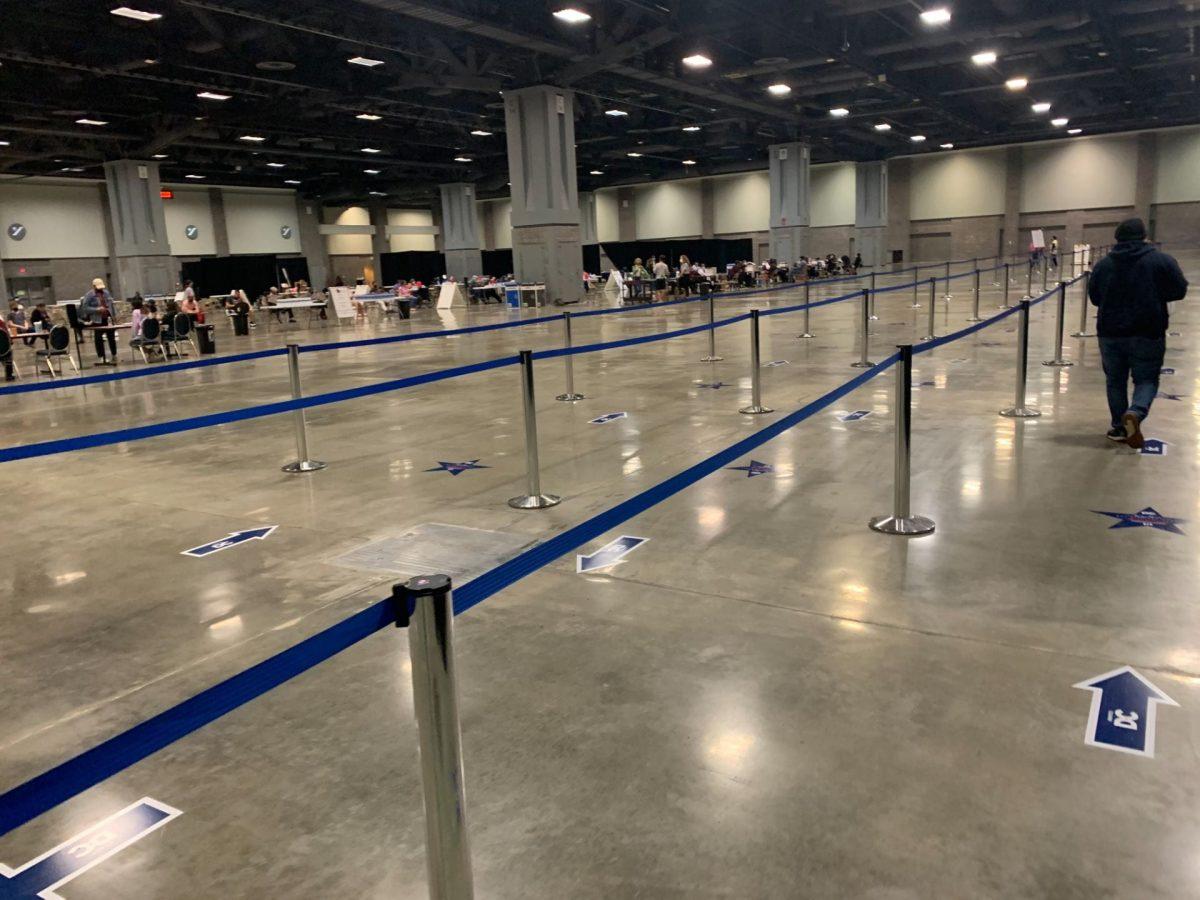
2 259 1199 898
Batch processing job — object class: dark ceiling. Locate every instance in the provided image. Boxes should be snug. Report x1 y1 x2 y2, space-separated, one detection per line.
0 0 1197 204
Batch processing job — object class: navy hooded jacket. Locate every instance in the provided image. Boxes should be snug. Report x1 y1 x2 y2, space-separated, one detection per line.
1088 242 1188 338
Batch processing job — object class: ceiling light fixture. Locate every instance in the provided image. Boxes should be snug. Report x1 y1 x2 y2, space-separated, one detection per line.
910 134 927 142
110 6 162 22
767 83 792 96
0 141 12 147
1067 128 1082 135
356 113 382 121
348 56 385 67
552 8 592 24
971 50 997 66
682 54 713 69
589 169 603 175
196 91 231 101
369 190 387 197
470 129 493 136
939 142 954 149
363 168 381 174
829 107 850 117
454 156 472 162
151 153 167 159
682 159 697 165
605 109 628 117
185 174 206 179
1005 77 1029 91
266 162 286 168
627 151 643 157
360 147 382 153
1051 117 1069 127
919 7 951 25
682 125 701 132
284 179 302 185
874 122 892 131
75 118 108 126
60 167 85 173
1031 101 1052 114
239 135 266 142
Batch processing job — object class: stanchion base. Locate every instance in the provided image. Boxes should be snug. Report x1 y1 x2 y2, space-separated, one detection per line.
869 314 879 321
1042 359 1075 367
556 392 585 402
1020 294 1033 301
739 405 774 415
1069 331 1095 338
283 459 327 473
966 316 983 322
700 355 724 362
796 332 815 339
508 493 562 510
910 304 922 310
943 294 954 301
850 360 876 368
869 514 936 536
999 406 1042 418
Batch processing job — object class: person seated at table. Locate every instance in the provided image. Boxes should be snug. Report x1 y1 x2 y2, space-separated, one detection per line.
29 301 53 332
7 301 35 346
264 287 295 323
180 283 204 324
80 277 119 362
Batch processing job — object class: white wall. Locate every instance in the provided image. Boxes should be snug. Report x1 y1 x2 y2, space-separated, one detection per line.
1155 127 1200 204
634 180 702 239
387 208 435 252
713 171 769 234
911 149 1007 220
223 189 301 254
596 189 619 242
322 205 371 255
811 162 855 227
162 187 215 256
1020 135 1138 213
0 180 109 258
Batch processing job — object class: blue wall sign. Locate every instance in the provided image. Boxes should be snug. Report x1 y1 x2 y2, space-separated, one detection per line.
0 798 180 899
425 460 489 475
1092 506 1185 535
589 412 627 424
727 460 774 478
1074 666 1177 757
577 535 647 573
182 526 277 557
839 410 871 422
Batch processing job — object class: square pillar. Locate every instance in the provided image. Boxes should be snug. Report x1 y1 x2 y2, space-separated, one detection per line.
103 159 175 296
1003 147 1022 260
296 197 329 289
579 191 598 246
439 183 482 278
886 157 912 267
854 162 888 269
369 201 389 285
1134 132 1156 230
616 187 636 242
769 143 810 262
210 188 231 256
700 179 715 239
505 85 584 303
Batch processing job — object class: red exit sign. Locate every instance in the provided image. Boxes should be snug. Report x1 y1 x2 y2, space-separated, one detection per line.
160 190 174 199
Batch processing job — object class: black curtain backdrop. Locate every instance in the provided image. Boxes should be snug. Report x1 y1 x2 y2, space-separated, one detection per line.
181 254 286 300
480 249 514 278
381 250 445 285
598 238 752 272
275 256 309 289
582 243 601 275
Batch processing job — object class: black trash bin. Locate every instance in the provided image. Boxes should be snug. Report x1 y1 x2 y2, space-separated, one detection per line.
196 324 216 354
232 313 249 336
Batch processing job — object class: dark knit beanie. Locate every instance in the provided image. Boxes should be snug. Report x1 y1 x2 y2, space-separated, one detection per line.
1114 218 1147 242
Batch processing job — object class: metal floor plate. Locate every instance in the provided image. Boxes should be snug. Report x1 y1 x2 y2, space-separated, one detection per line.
331 522 537 583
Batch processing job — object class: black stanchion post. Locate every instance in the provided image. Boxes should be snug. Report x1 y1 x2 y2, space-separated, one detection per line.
1043 281 1074 367
1001 263 1010 308
967 269 982 322
281 343 327 474
393 575 476 900
1000 300 1042 418
1071 270 1095 338
869 345 935 537
851 289 875 368
1024 258 1033 300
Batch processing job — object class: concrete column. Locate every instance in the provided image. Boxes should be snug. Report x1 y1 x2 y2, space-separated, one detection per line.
0 230 8 306
579 191 598 246
504 84 584 303
1003 147 1022 260
296 196 329 289
439 182 483 278
768 142 810 262
700 178 715 239
886 157 912 267
369 201 389 284
854 161 887 269
1134 131 1156 229
480 201 496 251
210 188 231 256
431 201 445 253
103 159 175 296
617 187 636 242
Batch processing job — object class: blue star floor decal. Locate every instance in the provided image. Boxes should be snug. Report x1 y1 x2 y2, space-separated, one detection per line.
425 460 490 475
727 460 775 478
1092 506 1186 535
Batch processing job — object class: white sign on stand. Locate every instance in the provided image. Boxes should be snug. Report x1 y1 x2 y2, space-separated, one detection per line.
605 269 624 306
437 282 465 309
329 286 356 320
1031 228 1046 249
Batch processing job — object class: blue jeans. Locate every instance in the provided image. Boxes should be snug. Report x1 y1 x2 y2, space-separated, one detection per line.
1098 336 1165 427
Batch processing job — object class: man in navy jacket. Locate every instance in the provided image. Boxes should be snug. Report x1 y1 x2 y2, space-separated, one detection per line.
1088 219 1188 448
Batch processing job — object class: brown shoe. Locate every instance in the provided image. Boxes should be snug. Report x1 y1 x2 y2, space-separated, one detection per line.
1123 411 1145 449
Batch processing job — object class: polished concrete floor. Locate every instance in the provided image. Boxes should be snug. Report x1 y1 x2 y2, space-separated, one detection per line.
2 259 1199 898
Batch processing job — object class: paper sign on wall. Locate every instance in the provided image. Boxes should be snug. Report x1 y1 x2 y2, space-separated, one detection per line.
1031 228 1045 249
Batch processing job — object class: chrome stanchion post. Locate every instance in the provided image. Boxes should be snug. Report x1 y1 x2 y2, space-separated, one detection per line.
798 280 814 338
281 343 327 473
700 295 723 361
851 288 875 368
1041 255 1049 292
1042 281 1074 367
921 278 937 340
1070 270 1094 338
943 261 953 300
869 272 878 320
1023 258 1033 300
555 312 584 402
394 575 476 900
508 350 562 509
967 269 982 321
910 275 920 309
739 309 774 415
1000 263 1011 308
869 345 935 537
1000 300 1042 418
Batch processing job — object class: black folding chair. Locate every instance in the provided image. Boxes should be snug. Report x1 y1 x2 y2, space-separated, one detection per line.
35 325 78 378
130 316 165 363
168 313 196 357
